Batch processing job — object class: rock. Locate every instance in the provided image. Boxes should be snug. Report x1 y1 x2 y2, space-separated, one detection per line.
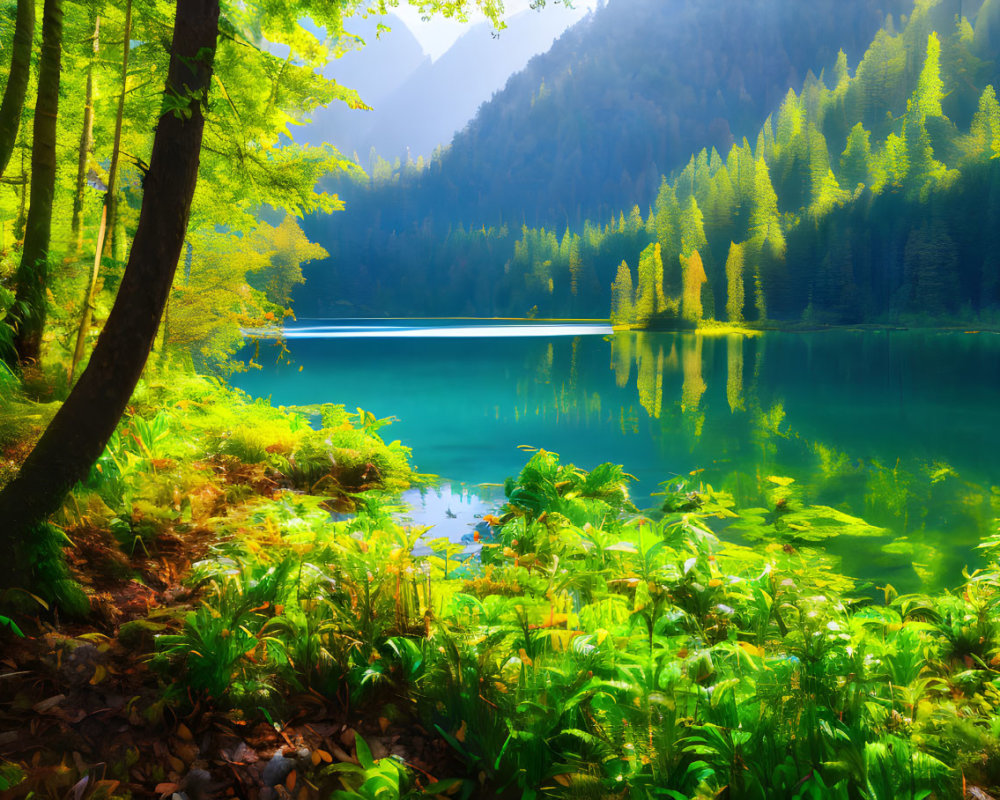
118 619 167 651
262 752 295 787
180 769 213 800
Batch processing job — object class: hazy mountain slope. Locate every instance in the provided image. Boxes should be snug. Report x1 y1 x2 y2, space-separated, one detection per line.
297 0 1000 326
356 6 591 160
299 6 586 161
413 0 914 226
296 14 429 154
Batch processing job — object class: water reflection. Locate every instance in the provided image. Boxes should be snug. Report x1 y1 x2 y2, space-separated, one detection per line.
234 326 1000 591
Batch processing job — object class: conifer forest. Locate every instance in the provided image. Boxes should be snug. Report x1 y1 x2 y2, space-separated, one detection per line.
5 0 1000 798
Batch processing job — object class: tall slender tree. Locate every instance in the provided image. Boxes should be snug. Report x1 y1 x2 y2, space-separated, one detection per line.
3 0 64 367
0 0 219 593
70 15 100 253
0 0 35 180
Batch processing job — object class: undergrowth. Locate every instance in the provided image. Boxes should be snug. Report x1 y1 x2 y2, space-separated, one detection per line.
2 369 1000 798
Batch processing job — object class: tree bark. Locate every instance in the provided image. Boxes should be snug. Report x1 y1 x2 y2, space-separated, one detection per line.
71 16 100 254
0 0 220 593
68 203 108 384
3 0 63 367
0 0 35 181
102 0 131 264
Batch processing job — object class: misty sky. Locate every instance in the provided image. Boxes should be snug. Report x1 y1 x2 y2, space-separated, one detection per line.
394 0 598 59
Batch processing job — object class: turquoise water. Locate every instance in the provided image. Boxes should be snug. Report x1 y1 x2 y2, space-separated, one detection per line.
233 321 1000 591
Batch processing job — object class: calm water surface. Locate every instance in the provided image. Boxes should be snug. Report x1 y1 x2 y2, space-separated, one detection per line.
233 321 1000 591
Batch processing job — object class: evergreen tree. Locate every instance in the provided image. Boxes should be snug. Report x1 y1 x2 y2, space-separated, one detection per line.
966 84 1000 161
635 244 657 322
611 259 635 325
654 178 682 291
840 122 873 188
679 196 708 258
681 249 707 323
807 124 848 217
568 234 582 297
913 32 945 121
748 157 785 257
725 242 746 323
626 204 644 235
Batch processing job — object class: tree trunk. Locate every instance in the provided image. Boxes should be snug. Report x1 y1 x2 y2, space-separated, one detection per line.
14 135 28 240
71 16 100 254
3 0 63 367
68 203 108 384
102 0 131 264
0 0 220 594
0 0 35 181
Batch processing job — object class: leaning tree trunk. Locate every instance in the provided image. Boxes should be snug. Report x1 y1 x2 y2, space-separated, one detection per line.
0 0 35 181
0 0 220 594
70 15 100 253
102 0 132 264
3 0 63 367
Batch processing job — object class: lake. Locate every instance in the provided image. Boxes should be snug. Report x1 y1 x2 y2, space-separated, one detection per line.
233 320 1000 591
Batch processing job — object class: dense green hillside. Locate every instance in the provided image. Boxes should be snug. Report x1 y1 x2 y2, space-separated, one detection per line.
300 0 1000 325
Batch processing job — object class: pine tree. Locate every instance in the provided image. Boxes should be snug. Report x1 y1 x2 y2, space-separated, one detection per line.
776 89 805 153
840 122 873 188
611 260 635 326
652 242 666 313
725 242 745 323
833 49 851 95
681 249 707 323
705 166 736 231
568 234 581 297
967 84 1000 161
876 131 909 191
914 32 945 121
626 204 644 235
807 124 847 217
679 196 708 258
635 244 657 322
654 178 682 291
748 157 785 258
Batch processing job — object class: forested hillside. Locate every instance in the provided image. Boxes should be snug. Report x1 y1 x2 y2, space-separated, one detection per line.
300 0 1000 326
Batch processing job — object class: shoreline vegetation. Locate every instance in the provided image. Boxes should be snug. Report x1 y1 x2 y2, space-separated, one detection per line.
0 0 999 793
2 354 1000 799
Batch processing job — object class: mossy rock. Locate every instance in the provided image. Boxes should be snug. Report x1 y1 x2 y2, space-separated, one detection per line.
118 619 169 652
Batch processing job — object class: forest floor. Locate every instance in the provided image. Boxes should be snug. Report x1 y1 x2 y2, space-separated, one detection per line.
0 371 466 800
0 522 458 800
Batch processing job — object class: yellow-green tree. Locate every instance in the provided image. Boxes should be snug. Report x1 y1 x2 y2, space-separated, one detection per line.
247 215 328 305
725 242 745 323
913 32 944 121
611 260 635 326
634 243 660 322
966 84 1000 160
840 122 873 188
681 249 707 323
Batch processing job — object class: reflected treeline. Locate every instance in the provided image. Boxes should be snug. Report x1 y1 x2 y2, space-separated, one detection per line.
504 330 1000 591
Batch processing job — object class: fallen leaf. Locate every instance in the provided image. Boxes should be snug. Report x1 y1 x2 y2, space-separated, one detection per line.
33 695 66 714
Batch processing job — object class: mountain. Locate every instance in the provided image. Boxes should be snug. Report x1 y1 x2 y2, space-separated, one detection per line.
295 0 917 317
295 0 1000 326
344 0 913 228
299 5 588 161
296 13 429 154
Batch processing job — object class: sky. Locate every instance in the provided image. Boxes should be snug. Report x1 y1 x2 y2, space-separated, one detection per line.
393 0 598 60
